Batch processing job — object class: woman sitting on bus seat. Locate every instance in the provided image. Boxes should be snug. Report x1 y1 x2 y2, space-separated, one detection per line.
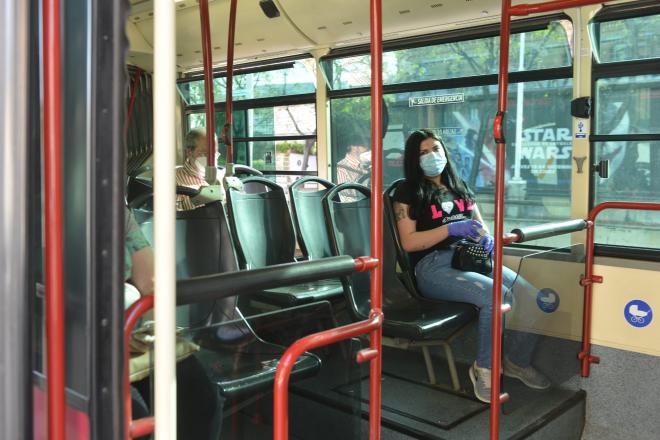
392 129 550 403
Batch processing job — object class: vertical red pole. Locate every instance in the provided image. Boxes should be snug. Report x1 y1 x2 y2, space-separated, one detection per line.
43 0 66 438
580 221 596 377
490 0 512 438
369 0 383 438
199 0 216 165
223 0 238 164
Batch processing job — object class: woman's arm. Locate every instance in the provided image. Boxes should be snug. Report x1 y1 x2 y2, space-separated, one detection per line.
131 246 154 296
393 202 450 252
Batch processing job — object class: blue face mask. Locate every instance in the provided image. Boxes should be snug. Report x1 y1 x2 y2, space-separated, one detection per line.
419 151 447 177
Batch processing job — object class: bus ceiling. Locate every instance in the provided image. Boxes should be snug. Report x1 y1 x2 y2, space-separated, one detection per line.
126 0 560 73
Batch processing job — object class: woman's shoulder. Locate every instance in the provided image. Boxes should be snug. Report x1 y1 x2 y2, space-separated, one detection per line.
392 179 417 203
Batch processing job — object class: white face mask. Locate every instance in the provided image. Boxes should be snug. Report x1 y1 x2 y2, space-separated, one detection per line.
359 151 371 170
419 151 448 177
194 153 220 172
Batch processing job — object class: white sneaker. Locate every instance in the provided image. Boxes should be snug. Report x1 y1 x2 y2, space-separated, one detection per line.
469 361 491 403
503 357 551 390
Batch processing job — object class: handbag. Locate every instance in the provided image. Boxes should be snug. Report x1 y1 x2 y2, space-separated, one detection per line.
451 240 493 275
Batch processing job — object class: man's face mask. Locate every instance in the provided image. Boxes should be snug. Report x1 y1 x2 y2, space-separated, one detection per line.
359 151 372 170
194 152 220 172
419 151 447 177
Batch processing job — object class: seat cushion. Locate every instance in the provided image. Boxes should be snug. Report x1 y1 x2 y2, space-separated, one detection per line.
382 298 477 341
250 278 345 307
194 341 321 398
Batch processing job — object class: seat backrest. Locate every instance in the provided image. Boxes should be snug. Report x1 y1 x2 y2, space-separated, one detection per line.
134 201 240 326
323 184 372 318
323 183 419 319
384 179 415 275
289 177 336 260
226 177 296 269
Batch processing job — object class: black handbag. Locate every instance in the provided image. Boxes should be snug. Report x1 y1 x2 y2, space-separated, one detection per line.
451 240 493 274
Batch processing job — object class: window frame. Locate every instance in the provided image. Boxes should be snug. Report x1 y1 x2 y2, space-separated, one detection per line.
183 96 318 177
590 4 660 261
325 15 575 250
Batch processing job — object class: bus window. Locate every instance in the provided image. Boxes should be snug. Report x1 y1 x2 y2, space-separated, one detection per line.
591 11 660 251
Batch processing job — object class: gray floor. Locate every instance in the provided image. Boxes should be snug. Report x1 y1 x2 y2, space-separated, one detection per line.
581 345 660 440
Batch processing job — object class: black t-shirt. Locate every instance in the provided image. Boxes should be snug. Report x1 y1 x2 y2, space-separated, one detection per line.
392 180 475 268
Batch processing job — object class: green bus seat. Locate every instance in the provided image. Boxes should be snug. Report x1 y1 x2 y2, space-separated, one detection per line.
226 177 345 306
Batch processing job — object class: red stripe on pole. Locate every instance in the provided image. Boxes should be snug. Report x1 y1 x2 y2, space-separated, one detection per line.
490 1 513 438
369 0 384 439
223 0 238 164
124 68 142 139
43 0 66 438
199 0 216 165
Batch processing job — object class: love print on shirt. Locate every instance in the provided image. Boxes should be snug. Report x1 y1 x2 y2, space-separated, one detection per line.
430 198 473 219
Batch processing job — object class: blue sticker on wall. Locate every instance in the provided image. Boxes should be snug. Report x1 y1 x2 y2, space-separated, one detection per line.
536 288 560 313
624 300 653 328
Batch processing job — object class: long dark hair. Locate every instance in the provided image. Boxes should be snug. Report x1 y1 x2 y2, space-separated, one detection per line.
403 129 474 220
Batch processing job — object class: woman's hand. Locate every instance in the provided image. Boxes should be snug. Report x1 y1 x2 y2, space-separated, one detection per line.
446 219 483 240
478 234 495 255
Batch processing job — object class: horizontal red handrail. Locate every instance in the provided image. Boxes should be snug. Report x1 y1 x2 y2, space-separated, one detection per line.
579 202 660 377
124 294 155 439
273 310 384 440
510 0 606 16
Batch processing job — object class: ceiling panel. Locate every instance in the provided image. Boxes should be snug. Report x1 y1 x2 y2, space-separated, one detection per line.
127 0 582 72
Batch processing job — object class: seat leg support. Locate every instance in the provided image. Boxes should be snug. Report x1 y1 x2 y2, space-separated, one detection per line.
421 346 437 385
440 342 460 391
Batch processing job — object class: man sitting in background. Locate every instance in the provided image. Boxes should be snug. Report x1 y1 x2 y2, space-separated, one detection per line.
176 128 221 210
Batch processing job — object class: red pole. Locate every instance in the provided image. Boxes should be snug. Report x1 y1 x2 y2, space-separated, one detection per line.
124 295 155 439
198 0 216 165
368 0 384 438
273 312 384 440
579 202 660 377
490 0 513 438
124 68 142 139
43 0 66 438
223 0 238 164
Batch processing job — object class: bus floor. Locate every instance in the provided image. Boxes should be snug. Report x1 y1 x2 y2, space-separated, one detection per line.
216 336 586 440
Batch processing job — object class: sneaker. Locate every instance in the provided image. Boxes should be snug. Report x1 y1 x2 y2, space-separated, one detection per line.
503 357 551 390
469 362 491 403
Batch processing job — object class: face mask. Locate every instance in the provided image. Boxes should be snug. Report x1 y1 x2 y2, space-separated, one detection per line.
359 151 371 170
419 151 447 177
194 153 220 171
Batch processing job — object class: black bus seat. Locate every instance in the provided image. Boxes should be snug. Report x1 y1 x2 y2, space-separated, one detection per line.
289 176 336 260
226 177 345 307
322 183 477 390
383 179 422 296
128 201 321 425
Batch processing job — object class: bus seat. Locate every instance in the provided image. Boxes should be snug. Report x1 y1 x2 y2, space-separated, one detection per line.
322 183 477 390
226 177 345 307
219 164 267 193
383 179 427 297
289 176 336 260
130 201 321 412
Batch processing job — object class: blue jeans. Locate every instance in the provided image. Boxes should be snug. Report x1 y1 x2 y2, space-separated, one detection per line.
415 249 539 369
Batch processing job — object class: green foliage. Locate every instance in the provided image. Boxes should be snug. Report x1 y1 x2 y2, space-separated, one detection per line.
275 141 316 155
